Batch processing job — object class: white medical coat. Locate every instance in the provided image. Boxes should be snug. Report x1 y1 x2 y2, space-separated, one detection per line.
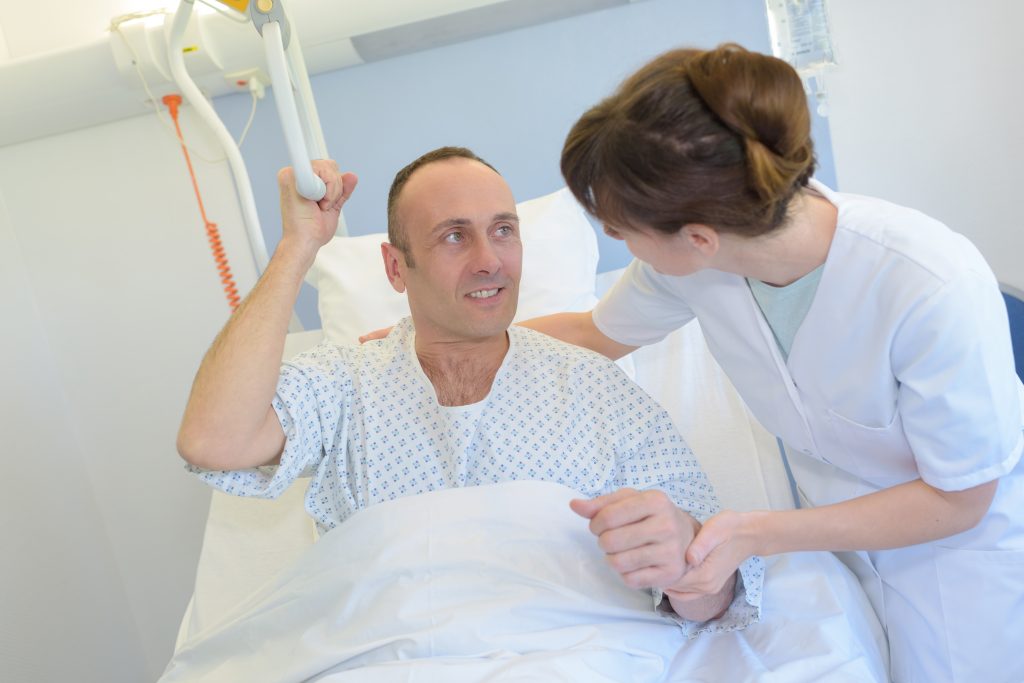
593 180 1024 683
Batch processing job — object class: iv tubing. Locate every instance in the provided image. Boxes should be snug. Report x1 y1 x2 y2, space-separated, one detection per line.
167 0 269 273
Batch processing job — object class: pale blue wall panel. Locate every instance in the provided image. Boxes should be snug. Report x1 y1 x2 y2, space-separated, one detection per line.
214 0 836 327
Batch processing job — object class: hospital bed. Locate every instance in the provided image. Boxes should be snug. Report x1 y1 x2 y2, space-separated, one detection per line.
166 188 890 682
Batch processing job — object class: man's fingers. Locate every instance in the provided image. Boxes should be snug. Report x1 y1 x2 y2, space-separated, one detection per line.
310 164 358 212
571 489 697 592
568 497 595 519
605 543 673 575
318 175 342 212
327 171 358 211
312 162 337 210
588 491 664 535
619 565 676 591
596 516 671 554
358 326 393 344
340 172 358 202
569 488 636 521
277 166 295 190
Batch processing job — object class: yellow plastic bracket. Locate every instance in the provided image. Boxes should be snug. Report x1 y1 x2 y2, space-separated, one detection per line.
214 0 250 12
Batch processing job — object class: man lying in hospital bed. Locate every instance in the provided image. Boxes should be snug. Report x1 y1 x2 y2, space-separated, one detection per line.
165 148 888 681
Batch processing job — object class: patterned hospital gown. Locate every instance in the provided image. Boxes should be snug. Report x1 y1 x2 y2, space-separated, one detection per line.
192 317 763 636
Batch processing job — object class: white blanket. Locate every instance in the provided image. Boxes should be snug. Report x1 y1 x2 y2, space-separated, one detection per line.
163 481 887 682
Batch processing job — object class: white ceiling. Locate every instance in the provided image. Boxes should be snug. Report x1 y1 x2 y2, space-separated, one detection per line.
0 0 177 60
1 0 635 146
0 0 549 61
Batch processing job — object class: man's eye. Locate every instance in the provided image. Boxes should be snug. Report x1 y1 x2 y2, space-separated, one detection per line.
496 225 514 237
444 232 464 243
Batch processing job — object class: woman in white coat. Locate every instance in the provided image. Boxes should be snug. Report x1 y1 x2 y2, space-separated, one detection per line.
526 44 1024 683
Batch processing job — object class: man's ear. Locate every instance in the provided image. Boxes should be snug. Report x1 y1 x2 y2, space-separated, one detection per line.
680 224 720 257
381 242 407 293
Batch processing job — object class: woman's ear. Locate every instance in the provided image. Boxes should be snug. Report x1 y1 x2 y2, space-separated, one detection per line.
680 224 720 257
380 242 407 293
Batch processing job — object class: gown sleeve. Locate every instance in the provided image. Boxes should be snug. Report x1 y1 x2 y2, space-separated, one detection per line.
188 343 350 499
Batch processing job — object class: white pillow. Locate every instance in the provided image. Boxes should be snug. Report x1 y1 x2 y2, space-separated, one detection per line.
312 188 599 345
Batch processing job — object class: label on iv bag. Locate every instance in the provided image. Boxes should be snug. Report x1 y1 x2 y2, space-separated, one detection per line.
765 0 837 74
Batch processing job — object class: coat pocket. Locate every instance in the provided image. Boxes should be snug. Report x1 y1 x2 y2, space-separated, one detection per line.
824 408 917 485
933 546 1024 683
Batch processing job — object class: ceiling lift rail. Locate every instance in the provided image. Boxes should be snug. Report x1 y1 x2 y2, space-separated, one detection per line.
250 2 328 202
166 0 347 281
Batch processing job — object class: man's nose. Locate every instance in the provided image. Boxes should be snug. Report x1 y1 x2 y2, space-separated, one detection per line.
470 238 502 275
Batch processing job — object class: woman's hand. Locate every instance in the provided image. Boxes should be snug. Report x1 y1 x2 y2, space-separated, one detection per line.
666 510 754 600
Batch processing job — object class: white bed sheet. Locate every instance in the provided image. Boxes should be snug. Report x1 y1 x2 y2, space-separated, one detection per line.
173 318 890 680
167 482 887 682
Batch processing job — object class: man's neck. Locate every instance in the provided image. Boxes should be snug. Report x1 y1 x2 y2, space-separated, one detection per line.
414 330 509 407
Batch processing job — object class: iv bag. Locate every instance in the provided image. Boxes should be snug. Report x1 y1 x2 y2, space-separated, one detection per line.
766 0 837 74
766 0 837 115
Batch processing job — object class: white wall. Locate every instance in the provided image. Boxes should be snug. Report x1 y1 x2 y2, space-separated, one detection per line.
825 0 1024 291
0 15 9 61
0 109 258 681
0 191 149 681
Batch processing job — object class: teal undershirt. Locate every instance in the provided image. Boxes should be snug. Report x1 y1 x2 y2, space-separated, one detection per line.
746 265 825 360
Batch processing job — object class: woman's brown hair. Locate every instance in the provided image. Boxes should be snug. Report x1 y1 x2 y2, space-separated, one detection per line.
561 43 815 238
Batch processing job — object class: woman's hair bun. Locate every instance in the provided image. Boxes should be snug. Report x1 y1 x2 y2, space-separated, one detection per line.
688 44 814 205
560 43 817 238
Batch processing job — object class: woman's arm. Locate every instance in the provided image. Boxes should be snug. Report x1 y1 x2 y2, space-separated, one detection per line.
672 477 998 596
362 311 639 360
751 477 997 555
518 311 638 360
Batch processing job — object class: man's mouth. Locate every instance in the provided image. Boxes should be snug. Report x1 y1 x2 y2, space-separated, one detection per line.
467 288 501 299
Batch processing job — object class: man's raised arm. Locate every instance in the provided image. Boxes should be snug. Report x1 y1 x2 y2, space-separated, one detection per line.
177 161 357 471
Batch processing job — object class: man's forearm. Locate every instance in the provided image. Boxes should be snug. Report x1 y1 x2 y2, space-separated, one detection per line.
177 239 316 470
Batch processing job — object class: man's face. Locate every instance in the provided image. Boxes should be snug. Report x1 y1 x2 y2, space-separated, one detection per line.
385 158 522 342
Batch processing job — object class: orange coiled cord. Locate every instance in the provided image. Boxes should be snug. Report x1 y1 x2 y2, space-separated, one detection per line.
163 94 241 312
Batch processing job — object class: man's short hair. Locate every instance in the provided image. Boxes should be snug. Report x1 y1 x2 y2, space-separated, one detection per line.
386 146 499 266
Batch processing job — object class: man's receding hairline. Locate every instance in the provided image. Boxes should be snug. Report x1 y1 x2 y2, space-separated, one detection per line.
393 156 505 224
